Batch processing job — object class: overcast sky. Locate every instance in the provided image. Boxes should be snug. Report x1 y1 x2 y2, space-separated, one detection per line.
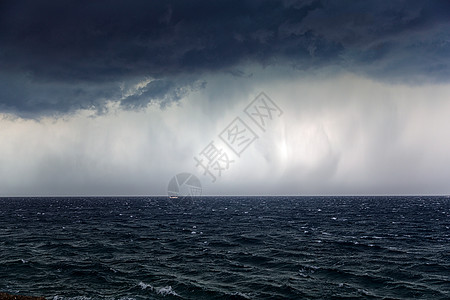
1 0 449 196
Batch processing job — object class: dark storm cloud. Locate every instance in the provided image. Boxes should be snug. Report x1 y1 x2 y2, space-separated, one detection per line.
1 0 449 116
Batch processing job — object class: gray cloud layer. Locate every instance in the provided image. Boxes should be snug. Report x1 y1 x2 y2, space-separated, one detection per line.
1 73 449 196
1 0 449 116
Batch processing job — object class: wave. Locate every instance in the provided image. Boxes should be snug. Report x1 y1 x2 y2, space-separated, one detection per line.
138 282 179 297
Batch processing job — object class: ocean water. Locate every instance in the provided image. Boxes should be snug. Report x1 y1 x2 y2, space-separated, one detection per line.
0 196 449 300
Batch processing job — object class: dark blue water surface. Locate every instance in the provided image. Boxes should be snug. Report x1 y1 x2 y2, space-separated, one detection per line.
0 196 449 299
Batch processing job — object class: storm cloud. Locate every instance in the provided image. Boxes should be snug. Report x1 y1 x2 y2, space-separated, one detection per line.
1 0 449 116
1 1 450 196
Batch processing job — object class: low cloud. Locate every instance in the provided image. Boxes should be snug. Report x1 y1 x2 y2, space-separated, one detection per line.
1 73 449 195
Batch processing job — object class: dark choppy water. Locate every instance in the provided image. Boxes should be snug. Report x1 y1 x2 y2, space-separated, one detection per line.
0 196 449 299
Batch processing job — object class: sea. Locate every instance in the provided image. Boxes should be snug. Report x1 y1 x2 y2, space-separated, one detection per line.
0 196 449 300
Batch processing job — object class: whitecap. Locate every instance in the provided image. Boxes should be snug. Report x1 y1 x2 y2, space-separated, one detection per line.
138 282 178 297
52 297 92 300
156 286 178 296
138 281 153 290
230 292 251 299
